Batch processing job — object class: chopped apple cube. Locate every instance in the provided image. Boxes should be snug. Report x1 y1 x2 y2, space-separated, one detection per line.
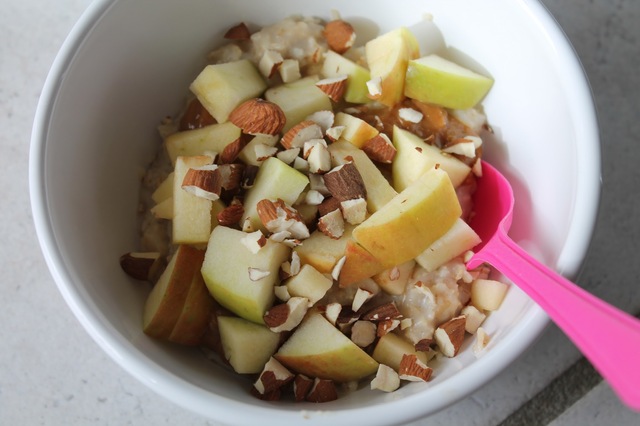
352 167 462 268
165 121 241 166
371 332 428 372
151 172 174 203
285 264 333 306
240 157 309 233
275 313 379 382
322 51 371 104
201 226 291 324
173 155 214 245
471 279 509 311
218 315 281 374
415 218 481 272
190 59 267 123
265 76 333 132
392 126 471 191
333 112 379 148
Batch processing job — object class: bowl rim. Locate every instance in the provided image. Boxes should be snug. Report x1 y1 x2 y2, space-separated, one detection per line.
29 0 600 424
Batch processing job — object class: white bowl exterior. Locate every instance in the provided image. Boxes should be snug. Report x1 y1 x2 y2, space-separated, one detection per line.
30 0 600 425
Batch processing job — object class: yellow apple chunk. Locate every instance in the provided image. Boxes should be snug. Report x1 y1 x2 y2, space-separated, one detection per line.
285 264 333 306
372 332 428 372
165 121 241 166
415 218 481 272
333 112 379 149
265 76 333 132
240 157 309 233
338 240 388 287
275 313 379 382
218 316 281 374
143 245 205 339
392 126 471 191
294 225 354 274
168 269 215 346
322 51 371 104
172 155 214 245
352 167 461 267
405 54 494 110
365 27 420 106
201 226 291 324
190 59 267 123
471 279 509 311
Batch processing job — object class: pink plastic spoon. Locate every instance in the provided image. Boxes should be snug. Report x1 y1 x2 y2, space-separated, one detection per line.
467 161 640 411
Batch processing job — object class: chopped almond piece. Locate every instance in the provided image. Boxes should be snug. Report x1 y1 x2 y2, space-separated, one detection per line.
240 231 267 254
473 327 491 355
293 374 314 402
351 287 374 312
339 197 367 225
370 364 400 392
306 378 338 403
263 297 309 332
323 20 356 54
323 163 367 201
461 305 487 334
224 22 251 40
216 204 244 227
362 133 397 164
306 110 335 134
317 209 345 240
398 354 433 382
259 50 284 78
254 357 294 395
434 315 466 357
324 302 342 325
119 252 164 282
281 120 323 149
376 319 401 337
316 75 348 102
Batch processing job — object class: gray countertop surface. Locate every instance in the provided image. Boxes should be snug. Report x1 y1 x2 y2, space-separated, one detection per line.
2 0 639 424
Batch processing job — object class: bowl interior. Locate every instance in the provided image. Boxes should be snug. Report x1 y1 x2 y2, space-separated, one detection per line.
30 0 600 424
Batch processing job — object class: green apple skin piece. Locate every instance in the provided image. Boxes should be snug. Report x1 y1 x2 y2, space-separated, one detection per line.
275 313 379 382
285 264 333 306
333 112 379 149
328 139 397 212
415 218 481 272
217 316 281 374
151 172 174 204
294 224 355 274
168 268 215 346
265 76 333 132
165 122 241 166
365 27 420 107
201 226 291 324
405 54 494 110
240 157 310 233
392 126 471 191
173 155 214 245
190 59 267 123
352 167 461 267
372 332 428 372
143 245 205 338
322 51 371 104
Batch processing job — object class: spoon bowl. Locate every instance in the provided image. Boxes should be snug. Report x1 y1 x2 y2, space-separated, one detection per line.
467 161 640 411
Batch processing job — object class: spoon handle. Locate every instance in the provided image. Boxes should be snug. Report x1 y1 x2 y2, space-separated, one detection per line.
477 231 640 411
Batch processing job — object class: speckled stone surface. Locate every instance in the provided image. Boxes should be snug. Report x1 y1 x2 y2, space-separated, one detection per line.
1 0 638 425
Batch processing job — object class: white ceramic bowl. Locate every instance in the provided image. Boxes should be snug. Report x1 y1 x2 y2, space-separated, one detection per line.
30 0 600 424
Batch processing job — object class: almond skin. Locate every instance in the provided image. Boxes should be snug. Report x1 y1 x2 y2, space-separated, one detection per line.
229 98 286 135
323 20 356 54
224 22 251 40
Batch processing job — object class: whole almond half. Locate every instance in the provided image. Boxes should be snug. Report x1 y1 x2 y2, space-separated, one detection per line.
323 20 356 54
229 98 286 135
